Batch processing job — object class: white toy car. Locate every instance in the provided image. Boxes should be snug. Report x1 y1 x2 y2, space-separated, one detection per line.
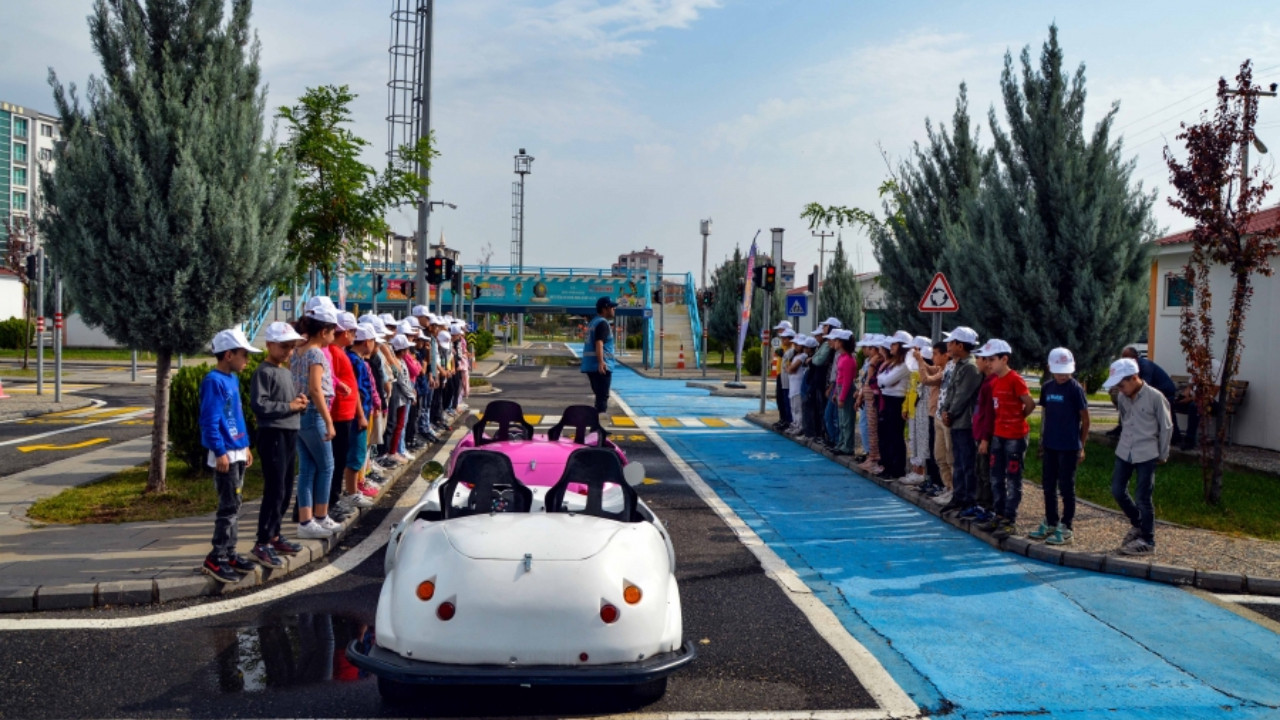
347 403 695 702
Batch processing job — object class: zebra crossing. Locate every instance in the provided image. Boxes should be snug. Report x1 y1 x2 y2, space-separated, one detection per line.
471 410 754 431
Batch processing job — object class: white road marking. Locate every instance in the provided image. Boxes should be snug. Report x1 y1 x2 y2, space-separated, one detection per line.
0 426 468 631
540 364 550 379
0 408 152 447
676 416 701 427
1216 593 1280 605
611 392 920 719
725 417 753 428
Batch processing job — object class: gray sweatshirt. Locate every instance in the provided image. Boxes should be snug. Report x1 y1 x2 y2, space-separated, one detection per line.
940 356 982 430
1116 382 1173 463
250 362 301 431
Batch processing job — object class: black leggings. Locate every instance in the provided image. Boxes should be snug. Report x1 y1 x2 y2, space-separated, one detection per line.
329 419 352 506
255 427 297 544
877 396 907 478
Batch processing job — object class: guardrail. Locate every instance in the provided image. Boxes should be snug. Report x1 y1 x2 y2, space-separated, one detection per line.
683 272 703 369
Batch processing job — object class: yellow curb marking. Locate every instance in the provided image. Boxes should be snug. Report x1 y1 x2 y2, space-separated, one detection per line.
610 416 637 427
18 437 110 452
656 417 683 428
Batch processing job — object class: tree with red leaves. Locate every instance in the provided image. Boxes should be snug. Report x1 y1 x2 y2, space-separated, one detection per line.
1164 60 1280 504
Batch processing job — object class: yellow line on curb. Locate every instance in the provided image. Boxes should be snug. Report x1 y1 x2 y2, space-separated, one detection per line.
18 437 110 452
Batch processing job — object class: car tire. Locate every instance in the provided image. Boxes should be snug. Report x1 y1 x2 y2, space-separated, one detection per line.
629 677 668 703
377 676 417 705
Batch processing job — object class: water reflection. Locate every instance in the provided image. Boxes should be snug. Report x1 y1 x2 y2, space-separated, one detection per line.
215 613 373 693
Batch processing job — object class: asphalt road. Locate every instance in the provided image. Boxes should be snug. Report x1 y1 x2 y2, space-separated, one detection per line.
0 383 154 477
0 364 878 718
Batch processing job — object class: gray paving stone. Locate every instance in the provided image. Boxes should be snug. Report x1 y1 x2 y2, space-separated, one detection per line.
1004 537 1032 556
1103 556 1151 579
155 575 212 603
1026 543 1064 565
1195 570 1245 593
1148 563 1196 587
0 586 37 613
1062 552 1106 572
35 583 99 611
1244 575 1280 597
96 580 155 607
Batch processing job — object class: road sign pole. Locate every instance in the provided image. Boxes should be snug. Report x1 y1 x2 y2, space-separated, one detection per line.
760 289 771 414
54 275 63 403
932 312 942 344
35 247 43 396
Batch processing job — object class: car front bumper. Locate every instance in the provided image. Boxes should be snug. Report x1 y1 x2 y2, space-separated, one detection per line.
346 639 696 686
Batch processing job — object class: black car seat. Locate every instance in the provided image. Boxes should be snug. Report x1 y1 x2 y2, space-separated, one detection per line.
472 400 535 446
437 450 533 518
543 447 641 522
546 405 610 446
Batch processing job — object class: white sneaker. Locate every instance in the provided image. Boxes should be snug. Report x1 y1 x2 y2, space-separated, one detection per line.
318 515 342 531
343 492 374 509
930 490 954 505
297 520 332 539
900 473 926 486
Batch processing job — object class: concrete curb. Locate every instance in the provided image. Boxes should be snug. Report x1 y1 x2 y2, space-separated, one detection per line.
0 421 461 614
0 395 96 422
743 414 1280 599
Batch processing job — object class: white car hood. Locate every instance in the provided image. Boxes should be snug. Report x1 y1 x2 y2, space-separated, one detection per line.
441 513 625 561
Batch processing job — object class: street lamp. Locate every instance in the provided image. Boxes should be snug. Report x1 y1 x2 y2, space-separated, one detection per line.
513 148 534 346
700 219 711 377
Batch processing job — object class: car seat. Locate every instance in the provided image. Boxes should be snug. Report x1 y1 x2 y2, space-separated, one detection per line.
472 400 535 446
543 447 641 522
437 450 533 518
546 405 610 445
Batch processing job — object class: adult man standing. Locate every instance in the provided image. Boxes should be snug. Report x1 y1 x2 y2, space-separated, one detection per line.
581 296 618 412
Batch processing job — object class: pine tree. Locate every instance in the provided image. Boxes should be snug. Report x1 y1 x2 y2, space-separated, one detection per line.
40 0 295 493
708 247 744 364
819 238 862 332
943 25 1155 378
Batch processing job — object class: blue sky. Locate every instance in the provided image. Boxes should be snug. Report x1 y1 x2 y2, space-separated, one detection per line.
4 0 1279 289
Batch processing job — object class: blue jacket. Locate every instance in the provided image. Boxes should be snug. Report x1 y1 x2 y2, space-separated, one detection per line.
199 369 249 458
347 349 375 418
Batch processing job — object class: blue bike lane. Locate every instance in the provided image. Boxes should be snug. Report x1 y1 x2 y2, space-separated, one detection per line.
612 367 1280 719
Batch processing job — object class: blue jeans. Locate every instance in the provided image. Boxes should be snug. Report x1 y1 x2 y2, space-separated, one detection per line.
950 427 977 507
988 435 1027 521
1111 457 1157 544
296 408 333 510
824 396 840 445
859 408 870 455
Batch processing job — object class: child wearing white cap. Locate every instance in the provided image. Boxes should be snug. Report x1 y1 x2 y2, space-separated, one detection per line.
290 306 339 539
199 327 262 583
1103 356 1172 555
248 322 310 569
1029 347 1090 546
973 339 1035 537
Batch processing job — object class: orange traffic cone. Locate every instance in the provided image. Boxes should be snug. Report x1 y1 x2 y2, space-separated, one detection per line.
677 344 686 370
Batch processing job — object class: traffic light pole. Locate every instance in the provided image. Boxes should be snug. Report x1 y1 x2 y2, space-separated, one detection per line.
760 287 770 414
35 247 43 396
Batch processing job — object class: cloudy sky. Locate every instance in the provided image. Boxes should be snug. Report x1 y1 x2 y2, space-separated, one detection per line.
4 0 1280 290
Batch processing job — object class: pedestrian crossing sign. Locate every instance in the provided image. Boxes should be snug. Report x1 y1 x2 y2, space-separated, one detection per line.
786 295 808 317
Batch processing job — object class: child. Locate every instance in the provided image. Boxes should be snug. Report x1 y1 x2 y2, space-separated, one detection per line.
1104 357 1173 555
974 339 1035 537
338 323 376 512
326 312 362 523
1030 347 1090 545
834 331 859 455
291 304 339 539
786 335 810 435
939 327 982 516
249 322 309 568
856 337 883 473
969 352 997 521
388 334 417 462
902 337 933 486
200 326 261 583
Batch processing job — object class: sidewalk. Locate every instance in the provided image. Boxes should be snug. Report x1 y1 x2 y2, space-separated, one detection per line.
0 392 95 422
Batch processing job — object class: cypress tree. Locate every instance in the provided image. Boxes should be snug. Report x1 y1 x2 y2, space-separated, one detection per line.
708 247 745 364
819 237 863 332
943 26 1154 378
40 0 295 492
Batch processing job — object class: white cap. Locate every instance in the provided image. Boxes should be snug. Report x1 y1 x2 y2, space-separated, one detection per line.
802 335 819 348
974 338 1012 357
437 330 451 345
396 320 419 337
773 320 793 331
779 329 796 338
336 312 359 332
358 321 387 343
406 316 422 329
875 334 894 348
379 313 397 327
354 324 380 342
944 326 979 345
812 325 827 336
913 335 932 350
264 321 303 344
1103 358 1140 390
305 305 338 325
211 326 261 354
854 333 871 348
450 324 464 335
820 317 843 329
304 296 336 314
412 305 430 317
889 330 914 346
1048 347 1076 374
921 346 934 360
390 335 412 351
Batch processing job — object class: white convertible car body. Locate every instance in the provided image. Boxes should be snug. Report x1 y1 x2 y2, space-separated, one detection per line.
347 404 694 695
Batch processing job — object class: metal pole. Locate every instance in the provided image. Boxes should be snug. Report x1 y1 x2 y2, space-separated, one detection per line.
812 230 832 322
131 349 138 382
35 247 43 395
760 290 770 413
414 0 434 314
700 220 710 378
659 297 665 377
54 274 63 403
932 312 942 344
372 272 379 315
517 172 525 348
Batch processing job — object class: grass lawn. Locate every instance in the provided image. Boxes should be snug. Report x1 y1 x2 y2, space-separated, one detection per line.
1021 414 1280 540
0 368 55 379
27 458 264 524
0 348 157 362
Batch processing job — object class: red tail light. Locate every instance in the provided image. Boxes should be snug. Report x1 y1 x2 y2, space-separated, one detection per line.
600 603 619 624
437 601 456 621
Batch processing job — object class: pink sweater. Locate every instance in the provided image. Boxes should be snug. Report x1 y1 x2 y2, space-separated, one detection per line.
836 352 858 402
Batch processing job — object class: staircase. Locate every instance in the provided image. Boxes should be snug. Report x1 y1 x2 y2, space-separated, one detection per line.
654 301 694 368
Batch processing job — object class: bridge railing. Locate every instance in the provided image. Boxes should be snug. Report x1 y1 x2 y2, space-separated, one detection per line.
684 272 702 369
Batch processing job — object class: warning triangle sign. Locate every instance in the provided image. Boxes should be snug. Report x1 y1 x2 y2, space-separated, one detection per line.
789 300 804 315
917 272 959 312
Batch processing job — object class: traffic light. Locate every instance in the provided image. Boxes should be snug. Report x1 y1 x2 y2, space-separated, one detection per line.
807 272 816 294
472 283 482 299
752 266 764 289
451 271 463 296
375 273 385 294
651 288 662 305
763 264 777 293
426 257 446 285
404 281 416 300
701 288 714 306
25 254 37 282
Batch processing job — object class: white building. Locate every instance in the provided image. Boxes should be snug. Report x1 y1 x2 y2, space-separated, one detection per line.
612 247 663 277
1 99 60 323
1147 205 1280 451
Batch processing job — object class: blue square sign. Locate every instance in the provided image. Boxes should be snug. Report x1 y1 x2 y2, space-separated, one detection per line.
786 295 808 317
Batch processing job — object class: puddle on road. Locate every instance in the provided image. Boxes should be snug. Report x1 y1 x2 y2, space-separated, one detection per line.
214 613 373 693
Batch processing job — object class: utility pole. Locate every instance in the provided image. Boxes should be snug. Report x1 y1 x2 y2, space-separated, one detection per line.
513 149 534 347
413 0 434 315
1225 83 1277 192
35 247 44 396
700 219 711 378
811 229 833 322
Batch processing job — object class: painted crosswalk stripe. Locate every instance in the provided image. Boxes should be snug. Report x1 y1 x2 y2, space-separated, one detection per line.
724 417 753 428
656 417 683 428
700 417 730 427
677 416 701 427
611 415 637 427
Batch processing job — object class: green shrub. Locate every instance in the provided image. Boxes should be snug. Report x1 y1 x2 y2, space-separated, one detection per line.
744 345 763 376
168 354 263 475
0 317 33 350
626 334 642 350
